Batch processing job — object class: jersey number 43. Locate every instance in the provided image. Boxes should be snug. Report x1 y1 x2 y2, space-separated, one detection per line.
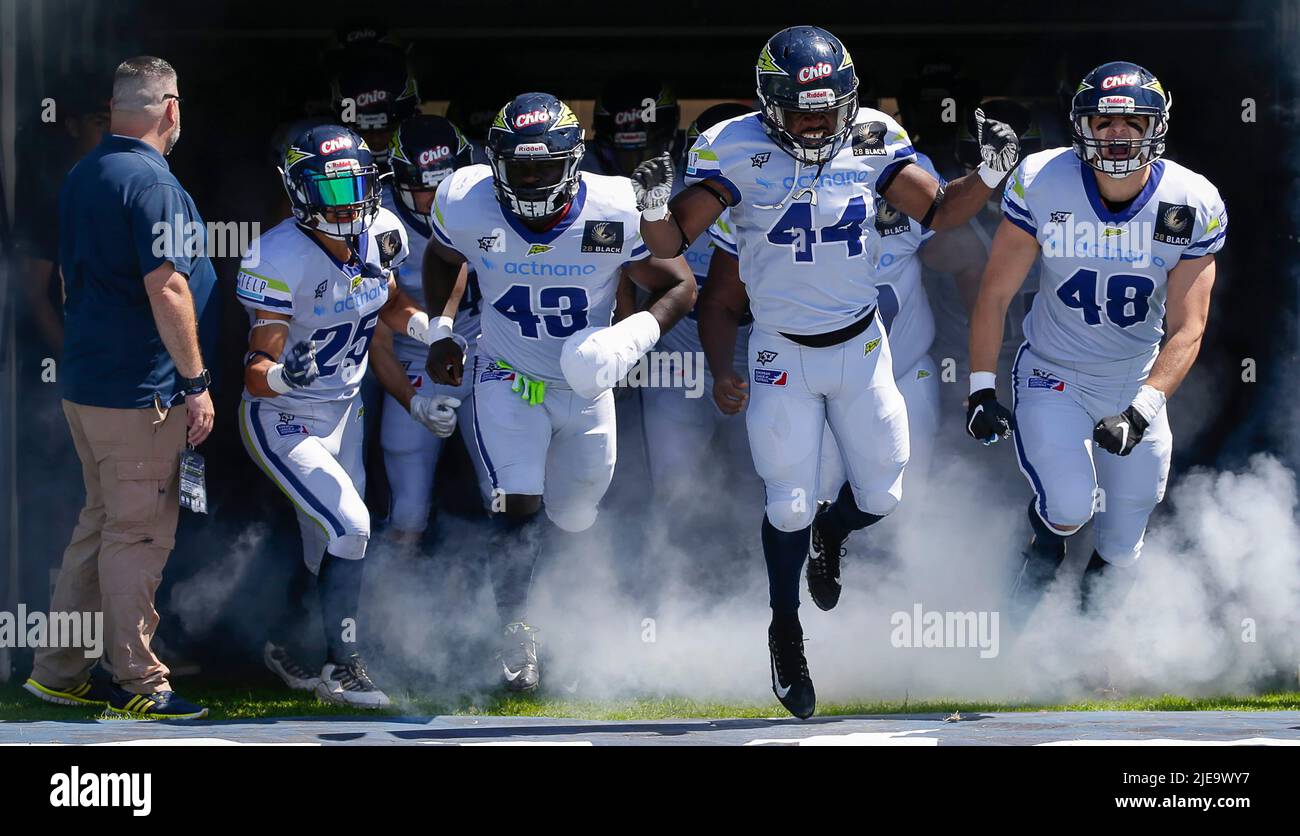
493 284 589 339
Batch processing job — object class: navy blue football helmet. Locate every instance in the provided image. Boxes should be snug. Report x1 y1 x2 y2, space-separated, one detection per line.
485 92 585 220
1070 61 1171 178
280 124 382 238
388 115 472 221
330 45 420 163
755 26 859 164
592 76 681 177
681 101 752 170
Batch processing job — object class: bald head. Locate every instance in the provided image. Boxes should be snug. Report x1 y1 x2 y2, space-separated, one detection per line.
111 56 182 154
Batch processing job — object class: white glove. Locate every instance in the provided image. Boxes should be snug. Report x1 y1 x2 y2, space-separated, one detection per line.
410 395 460 438
560 310 661 399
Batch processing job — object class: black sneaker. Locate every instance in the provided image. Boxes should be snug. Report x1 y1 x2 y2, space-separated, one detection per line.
263 640 321 692
768 623 816 719
107 689 209 720
499 622 540 693
807 504 845 611
316 655 391 709
23 668 115 707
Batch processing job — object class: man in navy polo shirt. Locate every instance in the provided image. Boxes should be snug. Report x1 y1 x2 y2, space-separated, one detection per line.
24 56 214 720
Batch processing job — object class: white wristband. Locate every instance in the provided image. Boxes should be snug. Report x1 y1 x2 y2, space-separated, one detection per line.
265 363 293 395
977 162 1006 189
406 312 455 346
1129 384 1167 423
641 203 669 222
970 371 997 395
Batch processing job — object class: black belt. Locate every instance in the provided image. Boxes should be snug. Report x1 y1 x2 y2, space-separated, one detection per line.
779 306 876 348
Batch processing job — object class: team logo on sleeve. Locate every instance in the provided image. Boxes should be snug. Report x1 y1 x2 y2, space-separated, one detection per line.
750 152 771 168
581 220 625 254
852 121 888 156
874 198 911 237
753 368 789 386
376 229 403 268
1153 202 1194 246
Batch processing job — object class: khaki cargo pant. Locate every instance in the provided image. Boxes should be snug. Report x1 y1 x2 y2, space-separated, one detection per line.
31 399 186 694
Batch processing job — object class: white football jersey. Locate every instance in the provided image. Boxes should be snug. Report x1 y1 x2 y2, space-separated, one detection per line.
1004 148 1227 370
386 184 483 375
871 151 939 375
685 108 917 335
431 165 649 385
237 208 409 408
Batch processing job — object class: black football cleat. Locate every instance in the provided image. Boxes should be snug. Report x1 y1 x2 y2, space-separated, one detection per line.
499 622 541 693
768 623 816 719
807 503 845 611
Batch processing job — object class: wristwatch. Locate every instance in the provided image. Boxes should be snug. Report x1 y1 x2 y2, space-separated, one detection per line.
179 369 211 396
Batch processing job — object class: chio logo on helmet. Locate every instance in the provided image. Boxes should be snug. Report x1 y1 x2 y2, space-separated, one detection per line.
419 146 452 165
1100 73 1140 90
797 62 833 84
614 109 643 126
354 89 389 107
319 136 354 155
514 109 550 129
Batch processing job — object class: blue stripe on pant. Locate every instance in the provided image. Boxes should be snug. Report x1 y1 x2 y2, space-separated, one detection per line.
1010 342 1050 522
247 401 348 538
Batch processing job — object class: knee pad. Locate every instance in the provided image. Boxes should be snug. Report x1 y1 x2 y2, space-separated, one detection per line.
1094 530 1143 568
765 498 817 533
329 533 369 560
1039 487 1095 531
546 503 598 533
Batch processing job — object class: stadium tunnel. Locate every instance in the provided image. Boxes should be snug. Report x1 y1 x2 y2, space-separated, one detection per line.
0 0 1295 681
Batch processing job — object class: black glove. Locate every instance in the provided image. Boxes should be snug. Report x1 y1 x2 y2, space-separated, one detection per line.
974 107 1021 177
631 152 673 214
1093 406 1148 456
966 388 1015 445
282 339 319 388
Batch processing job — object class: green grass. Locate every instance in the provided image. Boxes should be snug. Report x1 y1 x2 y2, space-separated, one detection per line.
3 681 1299 722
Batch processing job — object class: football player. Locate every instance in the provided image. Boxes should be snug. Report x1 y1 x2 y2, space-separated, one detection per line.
422 93 696 692
642 102 756 506
329 44 420 174
583 76 682 178
812 147 987 602
369 115 491 544
637 25 1020 718
966 62 1227 619
925 99 1046 406
238 125 459 707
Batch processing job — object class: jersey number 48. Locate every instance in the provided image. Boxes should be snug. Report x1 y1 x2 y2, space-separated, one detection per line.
1056 268 1155 329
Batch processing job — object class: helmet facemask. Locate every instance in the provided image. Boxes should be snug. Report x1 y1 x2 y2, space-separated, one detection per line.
283 160 383 239
758 79 858 164
1074 111 1168 179
488 145 584 220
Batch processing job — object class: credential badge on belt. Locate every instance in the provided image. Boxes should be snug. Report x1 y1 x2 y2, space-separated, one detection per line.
179 446 208 514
